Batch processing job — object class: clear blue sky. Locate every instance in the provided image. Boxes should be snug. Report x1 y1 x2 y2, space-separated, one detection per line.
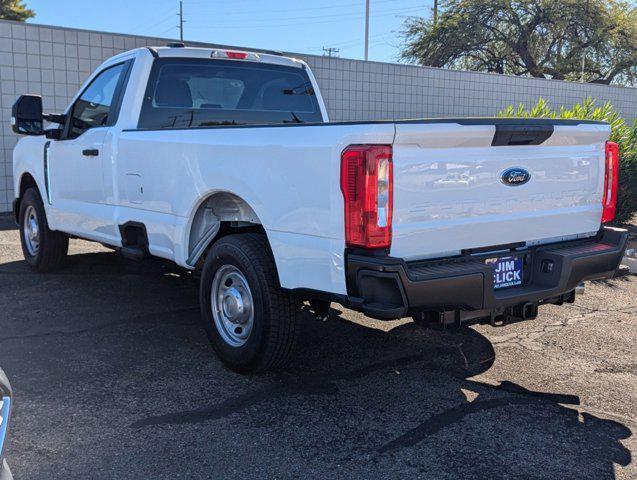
25 0 433 63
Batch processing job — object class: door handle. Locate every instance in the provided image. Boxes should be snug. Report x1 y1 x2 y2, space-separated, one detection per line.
82 149 99 157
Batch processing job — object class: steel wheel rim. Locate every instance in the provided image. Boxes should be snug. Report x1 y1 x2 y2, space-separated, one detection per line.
211 265 254 347
23 205 40 257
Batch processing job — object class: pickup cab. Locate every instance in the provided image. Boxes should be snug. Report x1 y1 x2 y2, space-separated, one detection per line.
10 45 628 372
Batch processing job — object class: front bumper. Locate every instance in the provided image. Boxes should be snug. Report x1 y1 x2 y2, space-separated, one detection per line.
346 227 629 320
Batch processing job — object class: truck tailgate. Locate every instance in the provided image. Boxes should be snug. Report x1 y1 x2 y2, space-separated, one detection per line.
391 120 609 260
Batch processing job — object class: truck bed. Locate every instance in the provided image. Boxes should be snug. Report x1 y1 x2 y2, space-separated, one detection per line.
118 117 608 295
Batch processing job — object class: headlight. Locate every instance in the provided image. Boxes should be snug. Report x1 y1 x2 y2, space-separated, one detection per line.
0 396 9 458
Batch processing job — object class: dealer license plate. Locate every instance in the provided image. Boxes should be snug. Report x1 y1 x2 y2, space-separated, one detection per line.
485 255 523 289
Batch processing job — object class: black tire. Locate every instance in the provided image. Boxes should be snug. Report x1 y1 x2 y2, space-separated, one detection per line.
199 233 301 373
19 187 68 272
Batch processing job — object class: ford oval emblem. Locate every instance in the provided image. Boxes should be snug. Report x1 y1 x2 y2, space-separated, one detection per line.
501 167 531 186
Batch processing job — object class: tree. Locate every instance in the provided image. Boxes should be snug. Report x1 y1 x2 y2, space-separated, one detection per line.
0 0 34 22
400 0 637 85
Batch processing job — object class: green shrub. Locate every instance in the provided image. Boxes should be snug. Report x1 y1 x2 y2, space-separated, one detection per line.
498 98 637 224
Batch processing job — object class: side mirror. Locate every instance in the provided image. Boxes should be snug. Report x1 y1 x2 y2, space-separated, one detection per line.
11 95 44 136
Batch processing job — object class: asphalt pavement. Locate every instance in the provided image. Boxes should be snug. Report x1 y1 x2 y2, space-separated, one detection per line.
0 216 635 479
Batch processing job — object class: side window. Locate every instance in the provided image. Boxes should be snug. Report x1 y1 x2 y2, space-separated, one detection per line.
68 63 126 139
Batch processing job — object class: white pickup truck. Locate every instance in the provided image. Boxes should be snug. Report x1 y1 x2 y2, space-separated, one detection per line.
11 44 628 372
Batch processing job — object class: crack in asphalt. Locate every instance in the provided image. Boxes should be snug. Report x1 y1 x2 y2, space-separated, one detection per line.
489 306 637 352
594 365 637 376
570 302 637 314
456 344 469 369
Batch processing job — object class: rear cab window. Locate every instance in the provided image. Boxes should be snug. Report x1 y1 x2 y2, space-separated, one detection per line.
138 58 323 129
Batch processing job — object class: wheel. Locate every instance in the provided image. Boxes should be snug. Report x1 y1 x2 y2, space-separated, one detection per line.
19 187 68 272
199 233 301 373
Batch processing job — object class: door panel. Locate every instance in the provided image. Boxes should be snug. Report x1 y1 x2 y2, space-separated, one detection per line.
49 129 107 205
46 61 131 242
47 128 109 235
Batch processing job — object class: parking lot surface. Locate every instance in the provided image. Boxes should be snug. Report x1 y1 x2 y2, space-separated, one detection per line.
0 216 635 479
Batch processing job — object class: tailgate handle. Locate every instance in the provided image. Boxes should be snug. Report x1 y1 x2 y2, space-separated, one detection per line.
491 125 554 147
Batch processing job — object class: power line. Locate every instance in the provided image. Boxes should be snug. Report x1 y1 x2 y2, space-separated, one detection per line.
303 32 387 51
187 0 401 17
186 4 423 24
130 8 177 35
186 6 426 29
157 25 177 37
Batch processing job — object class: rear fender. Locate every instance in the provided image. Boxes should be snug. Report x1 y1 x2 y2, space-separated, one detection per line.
185 192 262 267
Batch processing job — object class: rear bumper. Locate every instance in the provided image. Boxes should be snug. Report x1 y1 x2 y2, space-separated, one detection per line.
346 227 629 320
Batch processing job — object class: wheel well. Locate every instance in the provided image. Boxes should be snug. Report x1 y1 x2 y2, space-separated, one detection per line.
14 173 39 222
187 192 265 267
19 173 38 198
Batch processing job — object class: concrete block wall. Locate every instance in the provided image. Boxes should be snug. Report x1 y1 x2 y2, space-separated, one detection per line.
1 19 636 212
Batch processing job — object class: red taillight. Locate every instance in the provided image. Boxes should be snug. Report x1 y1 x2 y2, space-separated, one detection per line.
212 50 259 61
226 51 248 59
340 145 393 249
602 141 620 223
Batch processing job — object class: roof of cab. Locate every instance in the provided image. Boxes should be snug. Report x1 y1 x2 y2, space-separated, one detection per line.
147 45 305 68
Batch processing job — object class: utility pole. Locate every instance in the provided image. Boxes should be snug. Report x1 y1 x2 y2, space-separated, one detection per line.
364 0 370 61
322 47 340 57
581 52 585 83
433 0 438 26
581 0 589 82
178 0 184 42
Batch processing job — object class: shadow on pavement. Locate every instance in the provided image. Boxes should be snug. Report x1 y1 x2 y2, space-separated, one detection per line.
0 250 631 479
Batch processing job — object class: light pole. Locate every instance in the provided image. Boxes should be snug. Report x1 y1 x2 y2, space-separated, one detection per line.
179 0 184 42
364 0 370 61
